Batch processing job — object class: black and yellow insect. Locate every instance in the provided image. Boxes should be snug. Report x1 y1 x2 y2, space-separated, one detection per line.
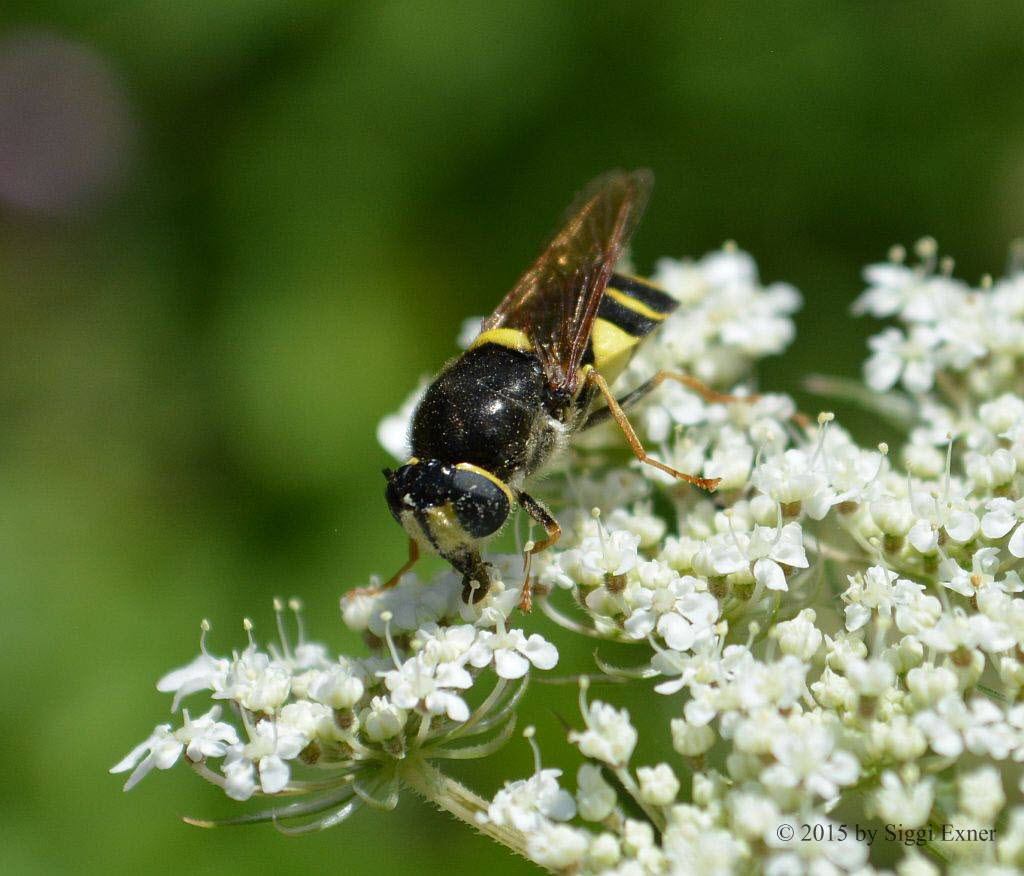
383 170 721 603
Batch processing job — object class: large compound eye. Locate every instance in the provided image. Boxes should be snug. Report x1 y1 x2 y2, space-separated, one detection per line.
450 467 511 538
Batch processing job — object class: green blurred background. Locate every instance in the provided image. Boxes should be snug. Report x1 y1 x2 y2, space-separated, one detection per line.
3 2 1024 873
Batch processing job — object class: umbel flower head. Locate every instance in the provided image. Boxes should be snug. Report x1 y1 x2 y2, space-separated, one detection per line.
115 242 1024 873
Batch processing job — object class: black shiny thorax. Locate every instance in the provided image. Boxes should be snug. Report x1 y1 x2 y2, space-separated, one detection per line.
410 342 572 483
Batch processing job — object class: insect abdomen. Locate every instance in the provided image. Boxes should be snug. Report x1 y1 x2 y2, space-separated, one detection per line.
588 272 678 383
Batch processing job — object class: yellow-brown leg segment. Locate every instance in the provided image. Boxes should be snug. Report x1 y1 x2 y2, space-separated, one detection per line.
385 538 420 588
644 372 758 406
347 538 420 599
517 490 562 613
586 370 721 491
584 372 757 432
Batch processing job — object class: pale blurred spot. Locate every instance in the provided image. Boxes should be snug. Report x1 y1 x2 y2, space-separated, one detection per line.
0 31 134 216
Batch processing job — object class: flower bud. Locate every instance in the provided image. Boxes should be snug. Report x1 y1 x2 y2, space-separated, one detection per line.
671 717 715 756
772 608 822 660
361 696 407 741
575 764 617 822
637 764 680 806
587 834 621 870
312 667 364 710
870 496 914 536
906 664 957 707
959 766 1005 823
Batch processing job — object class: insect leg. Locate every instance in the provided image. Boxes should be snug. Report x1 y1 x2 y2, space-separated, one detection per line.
585 369 721 490
345 538 420 600
383 538 420 589
516 490 562 613
584 372 755 429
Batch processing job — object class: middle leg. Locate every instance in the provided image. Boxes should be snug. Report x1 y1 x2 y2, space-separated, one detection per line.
585 369 721 490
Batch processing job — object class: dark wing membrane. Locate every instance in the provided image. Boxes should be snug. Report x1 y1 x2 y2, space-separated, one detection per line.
482 170 653 393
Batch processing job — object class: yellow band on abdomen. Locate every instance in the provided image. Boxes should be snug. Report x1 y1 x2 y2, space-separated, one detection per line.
591 317 640 385
468 327 534 353
606 287 670 322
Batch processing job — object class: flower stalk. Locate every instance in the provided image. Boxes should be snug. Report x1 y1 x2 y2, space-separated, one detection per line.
399 757 540 866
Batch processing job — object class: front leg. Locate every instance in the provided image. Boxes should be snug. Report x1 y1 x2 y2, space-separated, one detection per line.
516 490 561 613
348 538 420 599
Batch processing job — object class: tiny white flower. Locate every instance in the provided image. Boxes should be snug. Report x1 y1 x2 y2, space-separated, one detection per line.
111 706 238 791
411 623 477 666
468 626 558 679
214 648 292 714
846 657 896 697
637 763 680 805
671 717 716 756
751 447 828 508
941 547 1024 598
982 496 1024 558
487 768 576 832
586 833 621 870
914 694 1014 759
382 655 473 722
865 325 940 394
871 771 934 828
311 664 365 710
579 529 641 578
761 718 859 801
771 608 822 660
958 765 1005 823
222 718 309 799
569 700 637 766
692 522 808 592
360 696 407 741
965 447 1016 489
278 700 336 741
727 790 781 841
526 824 589 871
157 653 230 712
575 763 617 821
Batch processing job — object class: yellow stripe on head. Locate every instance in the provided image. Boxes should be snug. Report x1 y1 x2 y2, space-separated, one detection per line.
468 327 534 353
454 462 514 504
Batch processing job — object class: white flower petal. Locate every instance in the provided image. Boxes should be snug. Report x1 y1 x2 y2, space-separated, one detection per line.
259 755 291 794
522 634 559 670
754 558 788 592
1009 523 1024 559
658 613 696 651
494 649 531 679
981 503 1016 539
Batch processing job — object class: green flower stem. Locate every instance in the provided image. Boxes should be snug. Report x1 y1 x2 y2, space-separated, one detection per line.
399 757 545 870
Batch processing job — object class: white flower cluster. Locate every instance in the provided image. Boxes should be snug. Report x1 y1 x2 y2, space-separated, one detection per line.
112 588 559 828
117 242 1024 874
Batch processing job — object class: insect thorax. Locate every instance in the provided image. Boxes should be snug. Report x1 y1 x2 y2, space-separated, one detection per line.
410 342 565 483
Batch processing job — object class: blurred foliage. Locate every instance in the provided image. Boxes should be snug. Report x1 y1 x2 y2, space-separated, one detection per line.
2 2 1024 873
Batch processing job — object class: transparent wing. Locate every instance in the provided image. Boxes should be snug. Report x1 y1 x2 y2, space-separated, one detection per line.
482 169 653 392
